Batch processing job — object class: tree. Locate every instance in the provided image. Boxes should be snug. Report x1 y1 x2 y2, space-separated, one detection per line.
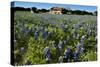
62 8 68 14
94 11 97 16
40 9 49 12
31 7 37 13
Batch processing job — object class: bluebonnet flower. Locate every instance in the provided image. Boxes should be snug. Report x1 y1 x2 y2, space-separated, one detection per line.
42 31 47 39
76 44 81 52
73 50 79 62
63 47 71 62
80 47 85 53
61 25 66 32
44 47 50 55
87 29 92 36
74 24 79 30
34 31 38 40
23 28 30 36
44 47 51 63
89 29 92 35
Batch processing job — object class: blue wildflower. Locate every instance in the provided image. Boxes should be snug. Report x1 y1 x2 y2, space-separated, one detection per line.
63 47 71 62
42 31 47 39
73 50 79 62
44 47 51 63
34 31 38 40
76 44 81 52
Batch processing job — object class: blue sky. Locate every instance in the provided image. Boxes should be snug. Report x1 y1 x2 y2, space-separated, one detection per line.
12 1 97 12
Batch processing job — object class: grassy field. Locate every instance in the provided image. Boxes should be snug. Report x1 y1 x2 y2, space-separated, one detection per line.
13 11 97 65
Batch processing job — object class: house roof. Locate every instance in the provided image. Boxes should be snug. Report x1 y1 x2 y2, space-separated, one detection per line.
51 7 62 11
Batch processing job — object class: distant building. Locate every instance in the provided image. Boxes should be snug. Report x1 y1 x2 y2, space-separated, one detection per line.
49 7 62 14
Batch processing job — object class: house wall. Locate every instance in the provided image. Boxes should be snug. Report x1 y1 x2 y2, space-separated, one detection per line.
49 11 62 14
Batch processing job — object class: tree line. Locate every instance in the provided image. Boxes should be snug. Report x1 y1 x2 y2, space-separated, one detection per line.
11 7 97 15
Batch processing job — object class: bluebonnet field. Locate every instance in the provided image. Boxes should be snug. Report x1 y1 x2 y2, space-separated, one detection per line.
14 11 97 65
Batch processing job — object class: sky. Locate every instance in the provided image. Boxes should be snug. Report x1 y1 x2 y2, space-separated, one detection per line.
11 1 97 12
